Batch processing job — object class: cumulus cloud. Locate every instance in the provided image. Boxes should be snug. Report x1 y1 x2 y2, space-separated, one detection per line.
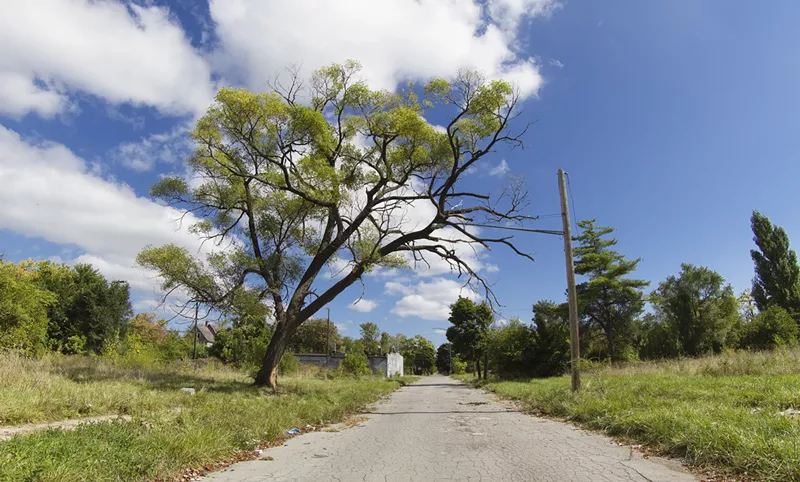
388 278 478 321
209 0 550 98
348 298 379 313
0 0 215 118
0 126 208 297
0 72 68 118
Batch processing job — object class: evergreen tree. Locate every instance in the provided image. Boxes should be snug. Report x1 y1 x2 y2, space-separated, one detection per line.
750 210 800 317
573 220 648 362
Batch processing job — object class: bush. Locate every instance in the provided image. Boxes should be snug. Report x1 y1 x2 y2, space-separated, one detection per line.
342 352 371 377
450 357 467 374
740 305 798 351
209 324 271 370
279 352 299 375
0 261 53 355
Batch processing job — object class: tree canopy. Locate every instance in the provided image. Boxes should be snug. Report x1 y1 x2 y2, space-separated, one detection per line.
446 296 493 379
573 220 648 362
651 264 739 356
750 210 800 317
137 61 533 386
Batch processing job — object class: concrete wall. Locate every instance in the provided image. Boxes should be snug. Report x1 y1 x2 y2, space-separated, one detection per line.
386 352 403 377
296 353 403 377
368 356 387 376
295 353 345 370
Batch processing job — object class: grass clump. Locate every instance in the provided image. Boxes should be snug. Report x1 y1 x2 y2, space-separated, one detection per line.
0 353 409 481
459 348 800 481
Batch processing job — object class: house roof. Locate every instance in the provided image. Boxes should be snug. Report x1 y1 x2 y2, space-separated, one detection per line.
196 323 216 343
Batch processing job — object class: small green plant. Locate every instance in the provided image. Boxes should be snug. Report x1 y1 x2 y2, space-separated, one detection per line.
278 352 299 375
450 357 467 374
342 352 371 377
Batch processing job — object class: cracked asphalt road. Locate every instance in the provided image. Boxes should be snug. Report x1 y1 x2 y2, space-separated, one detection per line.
203 375 697 482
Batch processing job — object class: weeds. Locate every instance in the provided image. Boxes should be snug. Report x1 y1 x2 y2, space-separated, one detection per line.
460 348 800 481
0 353 410 481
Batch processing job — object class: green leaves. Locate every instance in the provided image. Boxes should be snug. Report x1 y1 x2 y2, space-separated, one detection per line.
750 210 800 316
573 219 648 361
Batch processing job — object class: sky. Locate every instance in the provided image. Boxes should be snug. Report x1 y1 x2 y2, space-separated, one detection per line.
2 0 800 348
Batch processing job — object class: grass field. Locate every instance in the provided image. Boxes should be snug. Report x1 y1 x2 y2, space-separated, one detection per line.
458 349 800 481
0 353 416 481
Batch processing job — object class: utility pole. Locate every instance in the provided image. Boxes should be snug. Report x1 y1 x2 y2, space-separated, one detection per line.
558 169 581 391
326 307 331 367
192 301 199 361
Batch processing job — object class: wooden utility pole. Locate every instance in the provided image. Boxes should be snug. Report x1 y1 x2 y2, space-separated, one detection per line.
558 169 581 391
192 301 199 361
326 307 331 367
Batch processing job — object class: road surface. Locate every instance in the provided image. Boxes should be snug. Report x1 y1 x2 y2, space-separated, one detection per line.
204 375 697 482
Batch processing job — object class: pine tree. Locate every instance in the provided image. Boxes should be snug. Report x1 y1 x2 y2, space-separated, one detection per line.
573 220 648 362
750 210 800 317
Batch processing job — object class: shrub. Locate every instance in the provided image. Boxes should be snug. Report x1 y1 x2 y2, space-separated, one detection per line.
342 352 371 377
740 305 798 351
450 357 467 374
0 261 53 355
279 352 299 375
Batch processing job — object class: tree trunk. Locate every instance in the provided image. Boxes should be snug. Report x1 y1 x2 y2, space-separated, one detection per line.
254 320 294 387
607 328 616 364
475 360 482 379
483 351 488 380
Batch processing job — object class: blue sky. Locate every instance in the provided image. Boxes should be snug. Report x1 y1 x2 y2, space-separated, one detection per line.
1 0 799 348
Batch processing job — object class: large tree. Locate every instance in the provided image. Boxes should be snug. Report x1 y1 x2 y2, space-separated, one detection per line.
446 296 493 379
287 317 339 353
436 342 453 374
36 261 132 354
400 335 437 375
358 322 380 355
651 264 739 356
137 61 533 387
573 220 648 362
750 210 800 317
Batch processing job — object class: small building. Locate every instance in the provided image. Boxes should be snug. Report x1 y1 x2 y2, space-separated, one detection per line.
295 352 403 377
196 323 217 347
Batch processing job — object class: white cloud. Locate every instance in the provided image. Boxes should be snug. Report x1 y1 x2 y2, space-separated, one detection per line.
389 277 478 321
433 328 447 335
485 264 501 273
0 72 68 118
348 298 379 313
0 126 208 298
489 159 510 177
0 0 214 118
209 0 551 99
111 122 194 172
549 58 565 69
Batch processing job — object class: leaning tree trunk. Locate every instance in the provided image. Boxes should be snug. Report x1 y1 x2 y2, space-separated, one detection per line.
254 319 296 387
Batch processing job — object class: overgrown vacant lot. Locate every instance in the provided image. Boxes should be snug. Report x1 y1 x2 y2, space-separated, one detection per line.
0 353 414 481
461 349 800 482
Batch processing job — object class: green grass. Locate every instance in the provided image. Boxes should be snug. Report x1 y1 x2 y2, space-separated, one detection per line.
457 349 800 482
0 353 417 481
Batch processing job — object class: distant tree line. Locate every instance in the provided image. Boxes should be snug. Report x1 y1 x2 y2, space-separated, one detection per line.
437 210 800 379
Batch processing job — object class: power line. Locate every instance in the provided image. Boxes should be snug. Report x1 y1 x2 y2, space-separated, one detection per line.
565 172 580 233
467 223 564 236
